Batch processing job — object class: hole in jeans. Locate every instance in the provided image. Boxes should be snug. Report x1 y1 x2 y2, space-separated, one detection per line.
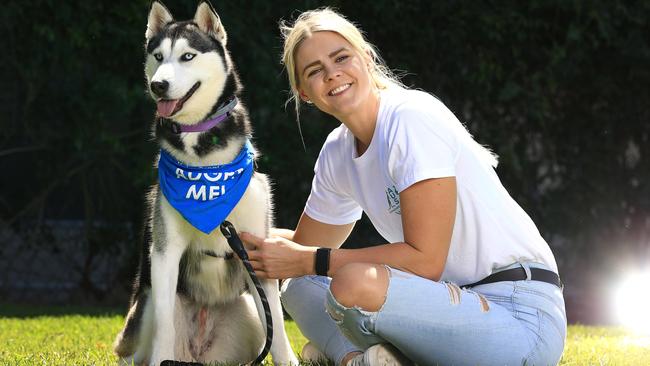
325 305 344 323
477 293 490 313
445 282 462 305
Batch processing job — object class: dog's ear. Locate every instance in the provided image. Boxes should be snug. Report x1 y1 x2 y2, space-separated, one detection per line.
194 1 227 45
146 1 173 40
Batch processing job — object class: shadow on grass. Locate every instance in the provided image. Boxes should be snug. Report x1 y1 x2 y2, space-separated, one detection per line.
0 302 124 318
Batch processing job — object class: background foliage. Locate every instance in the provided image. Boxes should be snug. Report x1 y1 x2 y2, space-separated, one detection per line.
1 0 648 324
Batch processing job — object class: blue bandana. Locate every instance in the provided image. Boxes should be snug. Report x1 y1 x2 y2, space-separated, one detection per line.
158 142 254 234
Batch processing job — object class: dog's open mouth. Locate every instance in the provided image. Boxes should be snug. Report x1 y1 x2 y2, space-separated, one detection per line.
156 82 201 118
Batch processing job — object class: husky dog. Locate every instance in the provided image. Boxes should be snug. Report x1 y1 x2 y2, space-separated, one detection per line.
113 2 298 365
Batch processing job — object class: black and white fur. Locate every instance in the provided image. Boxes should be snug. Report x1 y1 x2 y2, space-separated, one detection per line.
113 2 298 365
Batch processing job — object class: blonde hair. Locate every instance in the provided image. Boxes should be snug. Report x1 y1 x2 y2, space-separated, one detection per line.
280 8 403 120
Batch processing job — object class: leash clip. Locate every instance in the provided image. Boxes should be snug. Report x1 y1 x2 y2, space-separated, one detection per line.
158 117 182 134
169 121 182 134
220 221 235 239
220 220 248 260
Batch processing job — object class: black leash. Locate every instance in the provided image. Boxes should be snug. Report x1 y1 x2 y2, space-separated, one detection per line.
161 221 273 366
220 220 273 365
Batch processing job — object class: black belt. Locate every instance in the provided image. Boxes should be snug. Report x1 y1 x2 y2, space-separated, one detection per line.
461 267 562 289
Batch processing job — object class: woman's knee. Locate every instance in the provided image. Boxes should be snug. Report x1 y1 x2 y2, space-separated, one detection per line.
280 276 328 314
280 277 307 309
330 263 389 311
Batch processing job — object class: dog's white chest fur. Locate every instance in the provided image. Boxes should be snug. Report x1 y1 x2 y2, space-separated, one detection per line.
156 171 269 305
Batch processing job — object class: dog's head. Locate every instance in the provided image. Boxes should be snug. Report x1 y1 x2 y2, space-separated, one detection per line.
145 1 232 124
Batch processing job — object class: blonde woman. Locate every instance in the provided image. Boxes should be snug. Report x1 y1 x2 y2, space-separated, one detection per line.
241 8 566 366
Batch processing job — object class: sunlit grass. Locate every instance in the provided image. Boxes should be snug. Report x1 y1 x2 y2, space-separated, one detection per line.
0 306 123 366
1 304 649 365
561 325 650 365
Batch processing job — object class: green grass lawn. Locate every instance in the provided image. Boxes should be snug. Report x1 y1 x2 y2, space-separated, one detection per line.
1 304 649 365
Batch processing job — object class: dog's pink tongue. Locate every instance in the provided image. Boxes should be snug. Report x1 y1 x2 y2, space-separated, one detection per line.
157 99 179 118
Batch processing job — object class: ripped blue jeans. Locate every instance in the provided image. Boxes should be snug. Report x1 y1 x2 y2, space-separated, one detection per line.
280 262 566 366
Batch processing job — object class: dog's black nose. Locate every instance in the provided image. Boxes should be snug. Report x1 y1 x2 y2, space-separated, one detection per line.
150 80 169 97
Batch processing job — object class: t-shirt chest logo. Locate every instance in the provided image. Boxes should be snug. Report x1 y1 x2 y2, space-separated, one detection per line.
385 185 401 215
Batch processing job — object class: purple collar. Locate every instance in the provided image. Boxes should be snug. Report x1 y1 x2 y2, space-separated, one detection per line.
160 97 238 134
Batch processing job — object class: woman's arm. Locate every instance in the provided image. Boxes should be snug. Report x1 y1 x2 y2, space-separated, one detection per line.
269 213 355 246
243 176 456 281
293 213 356 248
330 177 456 281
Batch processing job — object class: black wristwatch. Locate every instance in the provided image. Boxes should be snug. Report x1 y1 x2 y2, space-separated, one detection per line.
315 247 331 276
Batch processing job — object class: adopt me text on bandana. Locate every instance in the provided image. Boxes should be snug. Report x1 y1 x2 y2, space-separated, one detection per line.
158 142 254 234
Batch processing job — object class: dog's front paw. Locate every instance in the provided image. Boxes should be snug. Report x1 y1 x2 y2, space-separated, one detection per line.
150 336 176 366
149 352 174 366
273 355 300 366
159 360 203 366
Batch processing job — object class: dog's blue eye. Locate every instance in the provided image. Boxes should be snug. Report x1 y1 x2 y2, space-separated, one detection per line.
154 53 163 62
181 53 196 61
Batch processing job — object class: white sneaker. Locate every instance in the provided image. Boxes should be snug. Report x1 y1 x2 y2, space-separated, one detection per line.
301 341 328 363
346 343 412 366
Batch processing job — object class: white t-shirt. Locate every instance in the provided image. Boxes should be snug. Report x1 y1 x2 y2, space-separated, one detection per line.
304 87 558 285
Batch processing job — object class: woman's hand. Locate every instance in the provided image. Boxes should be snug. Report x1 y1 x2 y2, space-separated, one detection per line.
240 232 316 279
268 228 295 241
